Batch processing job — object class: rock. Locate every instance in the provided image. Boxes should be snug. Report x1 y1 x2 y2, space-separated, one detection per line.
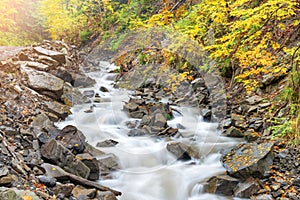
49 68 73 83
37 175 57 187
21 61 52 71
83 90 95 98
221 142 274 179
245 96 263 105
129 110 145 118
37 55 60 68
244 129 260 142
252 194 274 200
72 185 97 199
33 46 66 64
226 126 243 137
231 113 248 129
191 78 205 89
0 175 14 186
128 129 147 136
57 125 86 154
14 189 40 200
166 141 192 160
201 108 211 121
53 182 75 197
98 191 117 200
44 101 71 120
96 139 119 147
234 178 260 198
293 176 300 187
72 73 96 88
42 163 72 181
100 86 109 92
77 153 100 181
0 165 9 177
61 82 90 106
41 139 90 179
0 187 17 200
98 154 120 176
31 113 60 143
123 102 139 112
204 175 239 196
220 118 232 128
152 112 167 127
21 66 64 99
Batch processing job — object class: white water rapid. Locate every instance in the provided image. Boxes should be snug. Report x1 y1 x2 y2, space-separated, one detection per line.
56 61 243 200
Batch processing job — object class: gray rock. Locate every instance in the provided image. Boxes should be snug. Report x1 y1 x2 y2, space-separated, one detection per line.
0 165 9 177
71 185 97 199
191 78 205 89
83 90 95 98
166 141 191 160
123 102 138 112
128 128 147 137
44 101 71 120
244 129 260 142
204 175 239 196
293 176 300 187
201 108 212 121
234 178 260 198
98 154 120 176
231 113 249 129
21 66 64 99
57 125 86 154
220 118 232 128
49 68 73 83
96 139 119 147
97 191 117 200
152 112 167 127
221 142 274 179
37 175 57 187
72 73 96 88
252 194 274 200
33 47 66 64
41 139 90 179
226 126 243 137
53 182 74 198
37 55 60 68
41 163 69 181
77 153 100 181
61 82 90 106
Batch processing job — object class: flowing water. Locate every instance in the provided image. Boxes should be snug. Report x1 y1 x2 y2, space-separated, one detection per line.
56 61 243 200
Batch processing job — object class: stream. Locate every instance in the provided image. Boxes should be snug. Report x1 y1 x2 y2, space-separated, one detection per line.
56 61 243 200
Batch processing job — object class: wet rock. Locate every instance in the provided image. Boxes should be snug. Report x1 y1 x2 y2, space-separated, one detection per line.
123 102 139 112
33 46 66 64
53 182 75 198
72 185 97 199
57 125 86 154
21 66 64 99
0 187 17 200
41 139 90 179
221 142 274 179
96 139 119 147
234 178 260 198
166 141 192 160
83 90 95 98
226 126 243 137
201 108 211 121
44 101 71 120
128 128 147 136
204 175 239 196
72 73 96 88
37 175 57 187
98 154 120 176
77 153 100 181
100 86 109 92
220 118 232 129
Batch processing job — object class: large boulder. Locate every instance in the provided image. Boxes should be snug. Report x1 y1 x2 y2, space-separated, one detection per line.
221 142 274 179
44 101 71 120
204 175 239 196
21 66 64 99
166 141 195 160
41 139 90 179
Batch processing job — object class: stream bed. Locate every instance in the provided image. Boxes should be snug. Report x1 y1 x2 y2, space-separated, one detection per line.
56 61 243 200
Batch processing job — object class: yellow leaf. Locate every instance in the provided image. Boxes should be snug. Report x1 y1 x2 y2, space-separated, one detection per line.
23 196 32 200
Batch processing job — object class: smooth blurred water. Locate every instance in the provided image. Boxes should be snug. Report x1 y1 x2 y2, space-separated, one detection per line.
56 61 243 200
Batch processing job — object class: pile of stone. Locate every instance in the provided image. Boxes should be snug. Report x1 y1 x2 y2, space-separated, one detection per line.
0 41 121 199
